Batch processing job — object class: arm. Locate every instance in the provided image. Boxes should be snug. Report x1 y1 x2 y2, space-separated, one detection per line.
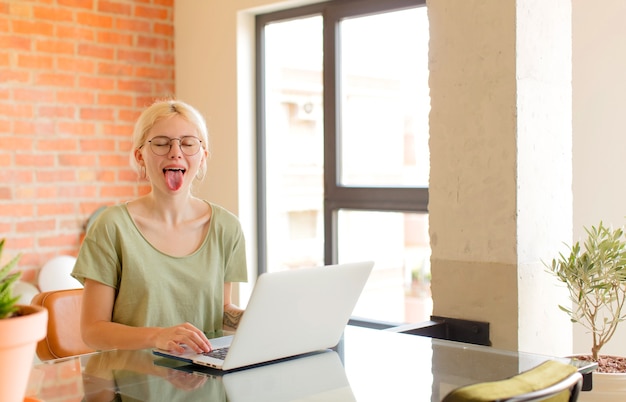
223 282 244 331
80 279 212 354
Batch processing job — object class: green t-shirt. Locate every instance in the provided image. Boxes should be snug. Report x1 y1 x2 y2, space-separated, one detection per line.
71 201 248 338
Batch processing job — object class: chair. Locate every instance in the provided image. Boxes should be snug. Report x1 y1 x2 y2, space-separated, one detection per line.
442 360 583 402
31 288 95 360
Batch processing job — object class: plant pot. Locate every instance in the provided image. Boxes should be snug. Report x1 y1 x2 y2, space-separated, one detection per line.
0 305 48 402
579 371 626 402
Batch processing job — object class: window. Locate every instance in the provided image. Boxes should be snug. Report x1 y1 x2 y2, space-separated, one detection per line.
257 0 429 325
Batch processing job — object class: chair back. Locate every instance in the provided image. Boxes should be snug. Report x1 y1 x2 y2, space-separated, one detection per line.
31 288 95 360
442 360 583 402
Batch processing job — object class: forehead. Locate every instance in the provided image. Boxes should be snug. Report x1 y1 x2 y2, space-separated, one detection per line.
148 115 199 138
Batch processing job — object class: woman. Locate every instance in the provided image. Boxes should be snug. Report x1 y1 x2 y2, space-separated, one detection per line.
72 99 247 355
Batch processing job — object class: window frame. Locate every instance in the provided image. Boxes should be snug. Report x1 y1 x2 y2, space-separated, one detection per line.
256 0 428 273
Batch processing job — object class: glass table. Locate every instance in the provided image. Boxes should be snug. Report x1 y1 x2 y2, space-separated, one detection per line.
26 325 596 401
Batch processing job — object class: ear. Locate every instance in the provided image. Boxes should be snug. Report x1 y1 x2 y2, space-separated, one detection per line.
134 147 145 166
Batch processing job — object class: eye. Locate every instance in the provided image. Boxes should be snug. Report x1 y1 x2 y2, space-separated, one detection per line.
150 137 170 147
181 137 199 147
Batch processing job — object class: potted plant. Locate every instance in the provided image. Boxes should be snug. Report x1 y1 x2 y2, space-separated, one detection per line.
0 239 48 402
547 222 626 400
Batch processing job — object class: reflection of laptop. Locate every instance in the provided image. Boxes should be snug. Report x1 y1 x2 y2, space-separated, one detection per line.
153 261 373 371
156 350 356 402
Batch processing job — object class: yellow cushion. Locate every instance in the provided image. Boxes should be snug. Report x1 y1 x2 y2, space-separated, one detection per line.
442 360 577 402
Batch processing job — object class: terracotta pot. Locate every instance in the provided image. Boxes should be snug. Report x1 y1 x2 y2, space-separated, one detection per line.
0 305 48 402
579 371 626 402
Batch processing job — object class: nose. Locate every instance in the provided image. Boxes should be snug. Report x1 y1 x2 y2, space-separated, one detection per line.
168 139 183 158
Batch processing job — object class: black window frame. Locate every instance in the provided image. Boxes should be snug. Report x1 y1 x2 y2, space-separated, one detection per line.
256 0 428 275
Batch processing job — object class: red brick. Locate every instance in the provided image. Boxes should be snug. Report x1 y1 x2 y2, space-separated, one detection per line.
35 72 76 87
0 136 33 151
58 57 96 74
35 39 75 55
58 0 94 10
16 219 56 233
37 202 75 216
80 138 116 151
14 120 56 136
97 31 133 46
153 22 173 36
76 12 113 29
78 75 115 90
59 185 98 198
115 17 150 33
0 52 9 66
37 170 77 182
119 169 141 181
0 203 33 217
0 170 34 184
7 3 33 18
97 93 133 107
59 153 98 167
103 122 133 136
154 52 174 66
135 66 172 80
135 5 169 20
98 0 132 15
99 154 130 167
35 185 58 198
33 6 74 22
57 121 97 136
117 49 151 63
100 185 135 198
57 90 95 105
80 107 114 121
96 170 117 182
0 103 34 118
77 43 115 59
15 153 55 167
13 87 55 102
39 233 79 248
137 36 171 50
0 35 31 51
97 61 133 77
38 138 79 152
56 25 95 41
38 105 76 118
17 54 55 70
118 79 152 93
0 70 31 84
12 20 54 36
0 187 11 199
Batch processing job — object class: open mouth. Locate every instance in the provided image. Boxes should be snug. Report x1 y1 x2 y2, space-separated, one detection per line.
163 168 186 191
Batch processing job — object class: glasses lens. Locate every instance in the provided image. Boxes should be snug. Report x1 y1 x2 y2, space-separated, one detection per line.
149 137 172 155
147 137 202 156
180 137 201 155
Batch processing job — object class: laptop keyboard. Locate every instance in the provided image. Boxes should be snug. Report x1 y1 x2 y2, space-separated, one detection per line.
202 347 229 359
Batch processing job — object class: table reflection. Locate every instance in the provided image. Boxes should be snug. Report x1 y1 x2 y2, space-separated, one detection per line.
28 326 596 402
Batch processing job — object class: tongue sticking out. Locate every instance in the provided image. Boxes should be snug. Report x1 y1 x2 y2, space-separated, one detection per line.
165 170 184 191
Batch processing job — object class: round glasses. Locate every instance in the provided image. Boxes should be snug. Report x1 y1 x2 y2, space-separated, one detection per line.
142 136 202 156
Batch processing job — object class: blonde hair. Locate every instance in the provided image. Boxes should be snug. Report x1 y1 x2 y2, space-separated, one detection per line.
130 99 209 175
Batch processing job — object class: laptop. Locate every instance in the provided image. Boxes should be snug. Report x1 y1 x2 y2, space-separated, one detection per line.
153 261 373 371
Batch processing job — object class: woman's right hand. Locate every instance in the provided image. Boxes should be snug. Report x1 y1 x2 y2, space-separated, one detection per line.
154 322 213 354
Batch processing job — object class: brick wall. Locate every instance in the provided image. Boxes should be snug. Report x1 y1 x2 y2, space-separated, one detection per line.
0 0 174 283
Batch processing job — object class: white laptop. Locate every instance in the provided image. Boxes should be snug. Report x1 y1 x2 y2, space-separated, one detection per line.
153 261 373 371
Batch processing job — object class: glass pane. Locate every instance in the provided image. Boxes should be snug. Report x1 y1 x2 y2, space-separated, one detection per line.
338 210 432 323
263 16 325 271
339 8 430 187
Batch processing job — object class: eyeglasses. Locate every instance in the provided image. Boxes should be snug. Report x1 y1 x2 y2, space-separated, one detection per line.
141 136 203 156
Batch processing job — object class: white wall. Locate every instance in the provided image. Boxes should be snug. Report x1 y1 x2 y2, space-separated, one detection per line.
175 0 626 354
572 0 626 357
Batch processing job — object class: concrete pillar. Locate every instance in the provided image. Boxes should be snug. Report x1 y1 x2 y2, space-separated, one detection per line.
428 0 572 355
